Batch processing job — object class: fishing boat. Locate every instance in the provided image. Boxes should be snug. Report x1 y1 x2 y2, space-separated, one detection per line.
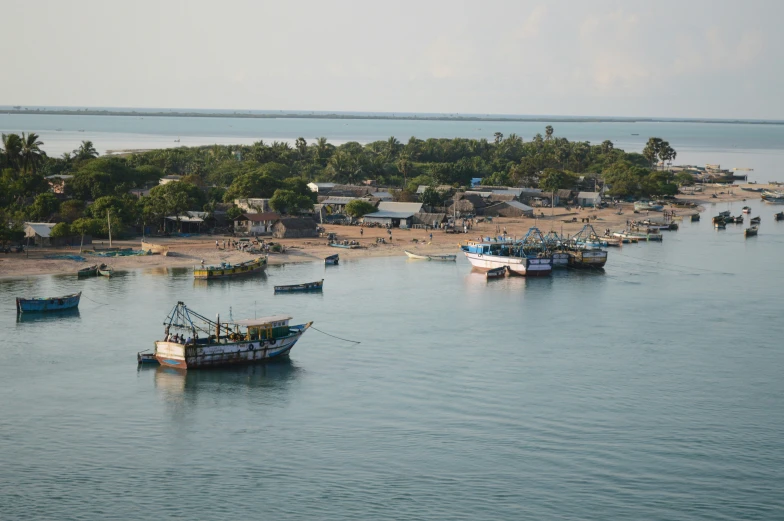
691 213 700 222
274 279 324 293
775 212 784 221
568 249 608 269
153 301 312 369
329 241 362 249
750 216 761 224
599 236 622 247
634 201 663 212
715 221 726 229
741 187 764 192
404 250 456 261
16 292 81 313
461 227 552 276
725 215 744 224
761 190 784 203
486 266 507 279
745 225 758 237
77 264 98 277
97 263 114 277
137 351 159 365
324 254 339 265
193 256 267 279
742 206 751 214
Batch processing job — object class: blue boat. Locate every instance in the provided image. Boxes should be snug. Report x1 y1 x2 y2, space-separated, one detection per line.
274 279 324 293
16 292 81 313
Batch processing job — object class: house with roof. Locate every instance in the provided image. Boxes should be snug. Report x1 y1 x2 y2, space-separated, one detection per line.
234 212 280 235
272 217 318 238
577 192 602 207
482 201 534 218
362 201 423 228
164 211 208 234
159 175 183 185
307 182 337 193
24 222 89 247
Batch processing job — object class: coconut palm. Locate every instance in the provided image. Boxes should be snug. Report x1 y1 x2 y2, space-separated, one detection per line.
20 132 44 173
74 140 98 161
493 132 504 145
1 133 23 170
545 125 554 141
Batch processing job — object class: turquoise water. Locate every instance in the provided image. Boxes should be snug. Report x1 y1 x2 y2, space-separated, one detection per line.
2 201 784 519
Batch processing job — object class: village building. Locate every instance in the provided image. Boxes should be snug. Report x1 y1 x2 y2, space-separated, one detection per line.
45 175 73 194
307 182 337 194
554 189 575 206
482 201 534 218
362 202 423 228
233 212 280 235
24 222 89 247
576 192 602 207
412 212 447 229
164 211 208 234
234 198 272 213
371 191 393 201
272 217 319 239
159 175 183 185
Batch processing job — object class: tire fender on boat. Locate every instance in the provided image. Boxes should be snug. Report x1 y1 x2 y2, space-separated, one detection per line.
270 338 276 345
248 344 255 351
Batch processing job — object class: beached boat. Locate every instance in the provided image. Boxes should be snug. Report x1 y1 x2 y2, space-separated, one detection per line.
745 225 758 237
274 279 324 293
324 254 339 265
16 292 81 313
404 250 457 261
98 263 114 277
77 264 98 277
329 241 362 249
193 256 267 279
461 227 552 276
486 266 507 279
774 212 784 221
750 216 761 224
634 201 664 212
153 302 312 369
741 187 764 192
742 206 751 214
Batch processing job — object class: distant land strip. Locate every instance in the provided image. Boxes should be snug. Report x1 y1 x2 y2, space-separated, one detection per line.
2 108 784 125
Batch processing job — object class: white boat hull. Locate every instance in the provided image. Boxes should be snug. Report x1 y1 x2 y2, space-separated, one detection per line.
463 251 552 276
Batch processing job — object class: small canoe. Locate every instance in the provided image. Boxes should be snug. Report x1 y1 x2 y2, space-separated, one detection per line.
404 250 457 261
745 225 758 237
715 221 726 229
274 279 324 293
774 212 784 221
404 250 430 260
750 216 761 224
137 352 159 365
324 254 339 265
486 266 507 279
98 263 114 277
77 264 98 277
16 292 81 313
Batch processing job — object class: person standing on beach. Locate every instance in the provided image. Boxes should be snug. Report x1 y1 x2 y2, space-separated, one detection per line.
215 240 219 249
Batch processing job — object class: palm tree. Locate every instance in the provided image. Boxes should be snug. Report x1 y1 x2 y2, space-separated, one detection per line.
396 156 412 188
386 136 401 161
74 140 98 161
315 137 329 166
493 132 504 145
1 133 23 170
545 125 554 141
295 137 308 159
20 132 44 173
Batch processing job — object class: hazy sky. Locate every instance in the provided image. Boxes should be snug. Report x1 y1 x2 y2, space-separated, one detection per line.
2 0 782 119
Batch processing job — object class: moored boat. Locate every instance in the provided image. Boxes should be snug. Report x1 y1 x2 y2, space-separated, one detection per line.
486 266 507 279
404 250 430 260
16 292 82 313
568 249 608 269
274 279 324 293
774 212 784 221
324 254 339 265
329 241 362 249
405 250 456 261
461 227 553 276
154 302 312 369
745 225 758 237
98 263 114 277
137 351 159 365
715 221 726 229
77 264 98 277
690 213 700 222
742 206 751 214
750 216 761 224
193 256 267 279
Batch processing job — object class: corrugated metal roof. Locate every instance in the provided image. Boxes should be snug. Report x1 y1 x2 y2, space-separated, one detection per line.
25 222 56 238
577 192 601 198
364 211 415 219
506 201 534 211
322 196 359 205
377 202 423 213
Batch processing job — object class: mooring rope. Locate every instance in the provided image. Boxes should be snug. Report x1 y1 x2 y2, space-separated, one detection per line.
310 326 361 344
80 293 111 307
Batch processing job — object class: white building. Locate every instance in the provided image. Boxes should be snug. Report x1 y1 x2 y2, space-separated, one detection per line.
307 182 337 193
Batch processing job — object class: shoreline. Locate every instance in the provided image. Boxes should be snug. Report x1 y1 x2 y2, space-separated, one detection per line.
0 184 771 280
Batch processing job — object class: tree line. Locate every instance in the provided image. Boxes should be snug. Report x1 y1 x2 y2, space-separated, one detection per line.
1 128 686 245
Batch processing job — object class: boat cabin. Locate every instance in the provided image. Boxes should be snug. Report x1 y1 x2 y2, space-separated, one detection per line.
232 315 292 341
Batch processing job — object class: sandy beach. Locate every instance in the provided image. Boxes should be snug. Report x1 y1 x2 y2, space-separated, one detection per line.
0 184 771 279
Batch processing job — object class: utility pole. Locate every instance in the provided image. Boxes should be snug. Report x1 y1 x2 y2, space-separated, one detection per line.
107 209 112 248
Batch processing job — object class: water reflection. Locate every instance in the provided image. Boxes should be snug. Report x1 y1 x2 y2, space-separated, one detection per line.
192 271 268 288
16 308 81 323
153 360 301 403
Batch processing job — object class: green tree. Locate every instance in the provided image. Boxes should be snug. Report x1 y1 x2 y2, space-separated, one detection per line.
674 172 695 186
49 222 72 239
420 186 443 207
1 133 23 170
71 217 101 252
269 189 313 215
29 193 60 221
493 132 504 145
59 199 86 222
344 199 377 218
20 132 45 173
545 125 554 141
223 172 282 201
74 140 99 161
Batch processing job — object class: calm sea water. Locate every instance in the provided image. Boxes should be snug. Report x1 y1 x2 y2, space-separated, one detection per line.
3 113 784 182
2 200 784 519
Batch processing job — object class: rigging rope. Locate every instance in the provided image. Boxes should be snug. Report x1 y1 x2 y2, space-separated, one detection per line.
310 326 361 344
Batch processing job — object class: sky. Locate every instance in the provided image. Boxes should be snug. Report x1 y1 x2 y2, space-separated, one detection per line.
1 0 782 119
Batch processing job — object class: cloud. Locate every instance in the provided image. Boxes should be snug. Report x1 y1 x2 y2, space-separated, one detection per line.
516 5 547 39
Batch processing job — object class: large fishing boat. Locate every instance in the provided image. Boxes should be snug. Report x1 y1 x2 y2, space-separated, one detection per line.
193 256 267 279
16 292 81 313
154 301 312 369
461 228 552 276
